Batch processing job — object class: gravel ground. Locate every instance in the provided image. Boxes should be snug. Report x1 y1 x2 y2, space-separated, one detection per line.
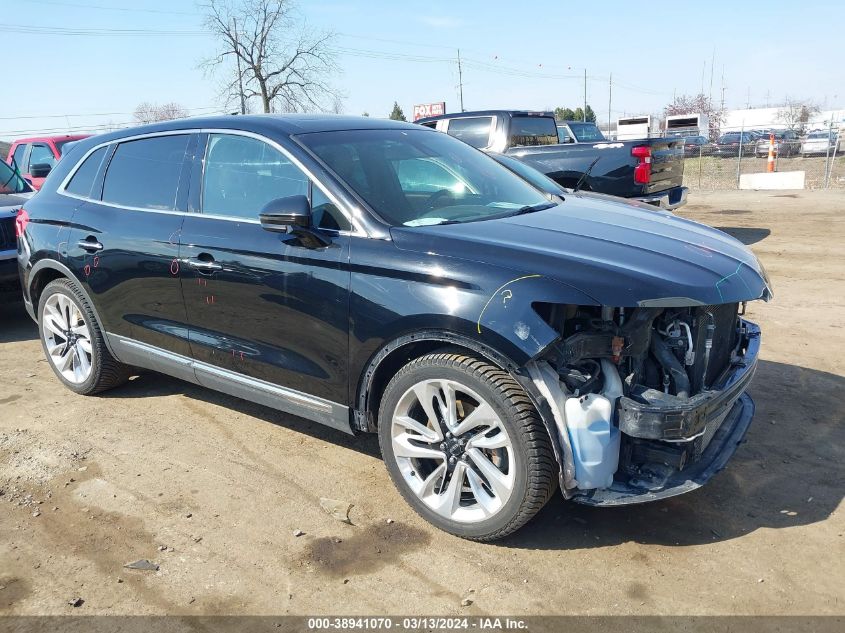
0 190 843 616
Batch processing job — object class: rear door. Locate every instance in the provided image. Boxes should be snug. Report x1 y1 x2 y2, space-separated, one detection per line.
64 133 195 374
178 131 352 419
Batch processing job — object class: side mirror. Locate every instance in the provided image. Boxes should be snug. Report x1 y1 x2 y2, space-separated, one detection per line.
29 163 52 178
259 195 311 232
259 195 331 248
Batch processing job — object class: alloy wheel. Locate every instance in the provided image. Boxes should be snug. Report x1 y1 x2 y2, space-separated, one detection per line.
390 379 515 523
41 293 93 384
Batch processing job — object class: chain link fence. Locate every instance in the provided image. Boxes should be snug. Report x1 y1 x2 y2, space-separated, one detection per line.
679 122 843 191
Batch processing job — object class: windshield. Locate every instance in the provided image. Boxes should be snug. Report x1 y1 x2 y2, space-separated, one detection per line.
300 129 551 227
807 131 832 139
0 159 29 195
567 122 606 142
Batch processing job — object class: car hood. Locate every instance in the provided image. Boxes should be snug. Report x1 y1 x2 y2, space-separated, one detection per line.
0 191 33 213
390 194 773 307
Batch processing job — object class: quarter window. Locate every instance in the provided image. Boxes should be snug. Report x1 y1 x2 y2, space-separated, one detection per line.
11 144 27 171
202 134 308 220
445 117 493 148
311 187 351 231
65 146 108 198
102 135 189 211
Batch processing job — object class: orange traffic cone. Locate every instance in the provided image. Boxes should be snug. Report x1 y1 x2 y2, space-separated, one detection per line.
767 133 776 172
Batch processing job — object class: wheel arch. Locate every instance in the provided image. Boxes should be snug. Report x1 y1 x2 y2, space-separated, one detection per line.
27 259 117 357
355 329 522 434
357 329 568 498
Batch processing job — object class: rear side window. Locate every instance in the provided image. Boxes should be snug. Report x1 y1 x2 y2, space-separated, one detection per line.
510 116 559 146
102 135 189 211
65 146 108 198
446 117 493 148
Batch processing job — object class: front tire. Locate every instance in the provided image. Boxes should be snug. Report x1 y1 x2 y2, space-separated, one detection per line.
38 278 130 395
378 352 557 541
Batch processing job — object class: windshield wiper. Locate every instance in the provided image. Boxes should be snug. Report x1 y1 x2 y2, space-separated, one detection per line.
514 202 556 215
573 157 600 192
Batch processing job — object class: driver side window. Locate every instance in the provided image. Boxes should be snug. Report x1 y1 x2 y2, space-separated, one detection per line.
202 134 308 220
29 144 56 170
201 133 351 231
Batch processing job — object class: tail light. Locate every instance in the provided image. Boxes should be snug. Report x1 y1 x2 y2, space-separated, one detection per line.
15 208 29 238
632 145 651 184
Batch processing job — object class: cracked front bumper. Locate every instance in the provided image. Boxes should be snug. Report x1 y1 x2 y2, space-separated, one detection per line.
571 391 754 506
570 320 760 507
617 321 760 442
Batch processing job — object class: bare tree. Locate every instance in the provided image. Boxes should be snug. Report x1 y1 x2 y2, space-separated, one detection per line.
202 0 338 114
664 93 723 140
776 98 820 134
133 102 189 125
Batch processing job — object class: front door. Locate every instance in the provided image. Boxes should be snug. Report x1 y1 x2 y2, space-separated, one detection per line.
179 132 352 414
26 143 58 190
65 134 195 367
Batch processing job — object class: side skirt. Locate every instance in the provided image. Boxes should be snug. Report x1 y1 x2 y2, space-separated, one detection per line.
107 334 353 435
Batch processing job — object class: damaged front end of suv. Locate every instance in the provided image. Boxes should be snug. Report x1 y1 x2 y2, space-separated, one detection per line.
388 195 774 510
527 300 762 505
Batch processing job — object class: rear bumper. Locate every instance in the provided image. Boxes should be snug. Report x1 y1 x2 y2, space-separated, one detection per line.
633 186 688 211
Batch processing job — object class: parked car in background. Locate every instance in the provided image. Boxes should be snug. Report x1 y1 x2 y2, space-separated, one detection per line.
755 130 800 158
800 130 839 156
6 135 90 189
0 158 34 295
555 121 607 143
682 135 709 157
17 114 770 540
417 110 687 210
713 132 757 158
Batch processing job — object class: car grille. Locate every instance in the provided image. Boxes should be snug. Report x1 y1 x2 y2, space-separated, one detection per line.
689 303 739 394
0 216 15 252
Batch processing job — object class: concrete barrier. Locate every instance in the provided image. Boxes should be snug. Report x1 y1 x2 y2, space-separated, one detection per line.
739 171 806 190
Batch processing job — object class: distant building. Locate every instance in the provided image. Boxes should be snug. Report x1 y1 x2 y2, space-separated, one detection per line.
721 107 845 133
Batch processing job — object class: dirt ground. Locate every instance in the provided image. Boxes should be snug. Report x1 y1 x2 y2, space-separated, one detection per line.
0 190 843 617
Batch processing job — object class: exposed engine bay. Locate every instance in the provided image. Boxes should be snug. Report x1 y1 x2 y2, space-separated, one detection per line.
528 302 760 504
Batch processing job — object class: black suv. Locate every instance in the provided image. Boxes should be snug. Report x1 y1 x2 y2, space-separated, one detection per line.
18 115 772 540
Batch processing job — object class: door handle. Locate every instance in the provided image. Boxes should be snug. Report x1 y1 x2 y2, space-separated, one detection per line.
77 238 103 252
186 257 223 272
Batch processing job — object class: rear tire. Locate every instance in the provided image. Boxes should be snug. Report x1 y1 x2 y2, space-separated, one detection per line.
378 352 557 541
38 278 130 395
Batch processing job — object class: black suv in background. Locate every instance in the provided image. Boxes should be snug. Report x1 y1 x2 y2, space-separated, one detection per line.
18 115 771 540
0 158 34 295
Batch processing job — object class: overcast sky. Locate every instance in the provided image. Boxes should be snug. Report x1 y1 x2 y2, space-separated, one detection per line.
2 0 843 139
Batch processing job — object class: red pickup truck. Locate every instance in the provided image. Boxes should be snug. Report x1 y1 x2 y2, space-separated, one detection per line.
6 135 90 190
